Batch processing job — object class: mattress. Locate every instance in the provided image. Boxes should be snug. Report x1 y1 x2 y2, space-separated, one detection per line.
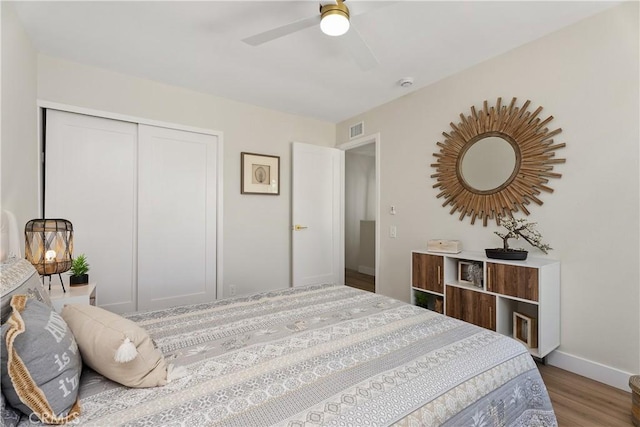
25 284 557 426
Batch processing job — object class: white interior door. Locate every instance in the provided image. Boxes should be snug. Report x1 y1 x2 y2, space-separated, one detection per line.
45 110 137 313
137 125 218 310
292 142 344 286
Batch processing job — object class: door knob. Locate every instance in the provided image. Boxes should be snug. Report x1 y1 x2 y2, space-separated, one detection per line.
294 225 308 231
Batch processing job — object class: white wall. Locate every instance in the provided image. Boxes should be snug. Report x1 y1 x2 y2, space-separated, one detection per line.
1 2 39 234
345 151 375 271
337 3 639 388
35 55 335 298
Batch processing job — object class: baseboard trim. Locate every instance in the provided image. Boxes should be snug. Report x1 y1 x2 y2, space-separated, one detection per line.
357 266 375 276
547 350 633 391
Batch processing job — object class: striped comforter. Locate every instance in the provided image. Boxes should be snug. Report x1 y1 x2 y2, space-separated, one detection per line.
31 284 557 426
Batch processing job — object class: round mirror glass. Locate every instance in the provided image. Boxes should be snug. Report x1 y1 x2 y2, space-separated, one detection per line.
461 136 517 192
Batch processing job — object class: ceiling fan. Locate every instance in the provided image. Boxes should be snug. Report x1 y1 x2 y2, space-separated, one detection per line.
241 0 382 71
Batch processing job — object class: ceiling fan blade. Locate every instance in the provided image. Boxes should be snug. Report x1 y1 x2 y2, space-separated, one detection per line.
242 15 320 46
343 26 379 71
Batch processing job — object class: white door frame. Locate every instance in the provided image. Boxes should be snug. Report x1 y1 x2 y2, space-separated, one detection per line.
37 100 225 300
338 133 380 293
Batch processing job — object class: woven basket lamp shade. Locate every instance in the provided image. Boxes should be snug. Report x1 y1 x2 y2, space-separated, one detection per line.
25 219 73 291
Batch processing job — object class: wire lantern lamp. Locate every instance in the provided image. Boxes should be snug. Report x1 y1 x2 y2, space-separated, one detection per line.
25 219 73 292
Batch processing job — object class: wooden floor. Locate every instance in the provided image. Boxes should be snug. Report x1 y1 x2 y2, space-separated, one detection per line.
538 363 633 426
345 268 375 293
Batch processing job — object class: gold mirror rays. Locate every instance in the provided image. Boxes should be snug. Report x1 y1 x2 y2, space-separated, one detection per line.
431 98 565 226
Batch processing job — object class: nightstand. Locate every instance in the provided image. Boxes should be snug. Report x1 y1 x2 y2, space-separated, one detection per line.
48 283 96 313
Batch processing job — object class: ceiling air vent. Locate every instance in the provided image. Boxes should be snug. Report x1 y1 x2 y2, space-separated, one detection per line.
349 122 364 140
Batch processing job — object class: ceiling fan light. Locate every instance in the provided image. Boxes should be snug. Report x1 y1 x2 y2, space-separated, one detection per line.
320 5 350 36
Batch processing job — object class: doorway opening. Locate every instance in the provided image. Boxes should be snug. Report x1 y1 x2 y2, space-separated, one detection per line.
340 135 378 293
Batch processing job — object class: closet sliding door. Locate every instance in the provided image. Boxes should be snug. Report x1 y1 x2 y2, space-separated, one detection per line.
45 110 218 313
137 125 217 310
45 110 137 313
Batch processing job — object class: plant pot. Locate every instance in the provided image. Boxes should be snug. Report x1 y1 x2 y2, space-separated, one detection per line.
485 248 528 261
69 274 89 286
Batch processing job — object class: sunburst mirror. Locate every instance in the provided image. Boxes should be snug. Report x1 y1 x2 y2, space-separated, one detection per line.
431 97 565 226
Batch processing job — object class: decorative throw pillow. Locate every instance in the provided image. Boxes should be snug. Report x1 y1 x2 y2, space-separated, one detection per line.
1 259 52 323
0 295 81 423
61 304 169 388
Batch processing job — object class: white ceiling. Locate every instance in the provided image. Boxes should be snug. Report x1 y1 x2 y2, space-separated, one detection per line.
13 1 618 123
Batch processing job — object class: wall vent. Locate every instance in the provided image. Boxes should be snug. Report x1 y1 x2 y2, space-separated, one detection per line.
349 122 364 139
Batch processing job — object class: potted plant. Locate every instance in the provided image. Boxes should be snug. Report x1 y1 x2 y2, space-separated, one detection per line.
486 216 551 260
69 254 90 286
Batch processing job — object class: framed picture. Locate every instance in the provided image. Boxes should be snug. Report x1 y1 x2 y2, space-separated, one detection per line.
241 152 280 195
457 261 475 285
458 261 483 288
458 260 483 287
513 312 538 348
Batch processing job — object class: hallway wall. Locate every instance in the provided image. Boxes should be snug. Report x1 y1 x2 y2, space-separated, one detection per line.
344 150 376 271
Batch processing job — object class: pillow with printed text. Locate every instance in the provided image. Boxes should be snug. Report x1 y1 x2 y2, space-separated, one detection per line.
0 295 81 424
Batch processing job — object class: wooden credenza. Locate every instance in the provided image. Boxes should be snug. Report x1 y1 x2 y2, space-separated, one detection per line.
411 250 560 358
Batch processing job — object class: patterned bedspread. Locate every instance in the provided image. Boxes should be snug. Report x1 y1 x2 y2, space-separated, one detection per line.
27 284 557 426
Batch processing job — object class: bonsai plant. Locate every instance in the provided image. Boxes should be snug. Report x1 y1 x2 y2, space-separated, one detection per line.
486 216 551 260
69 253 90 286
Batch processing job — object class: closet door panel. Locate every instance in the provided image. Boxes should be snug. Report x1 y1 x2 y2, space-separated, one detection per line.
45 110 137 313
137 125 217 310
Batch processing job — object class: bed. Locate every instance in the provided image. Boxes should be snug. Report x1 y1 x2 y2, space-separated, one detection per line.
3 266 556 426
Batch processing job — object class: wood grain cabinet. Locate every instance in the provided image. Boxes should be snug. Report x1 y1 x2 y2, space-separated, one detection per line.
487 263 538 301
412 253 444 293
446 286 496 331
411 250 560 358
